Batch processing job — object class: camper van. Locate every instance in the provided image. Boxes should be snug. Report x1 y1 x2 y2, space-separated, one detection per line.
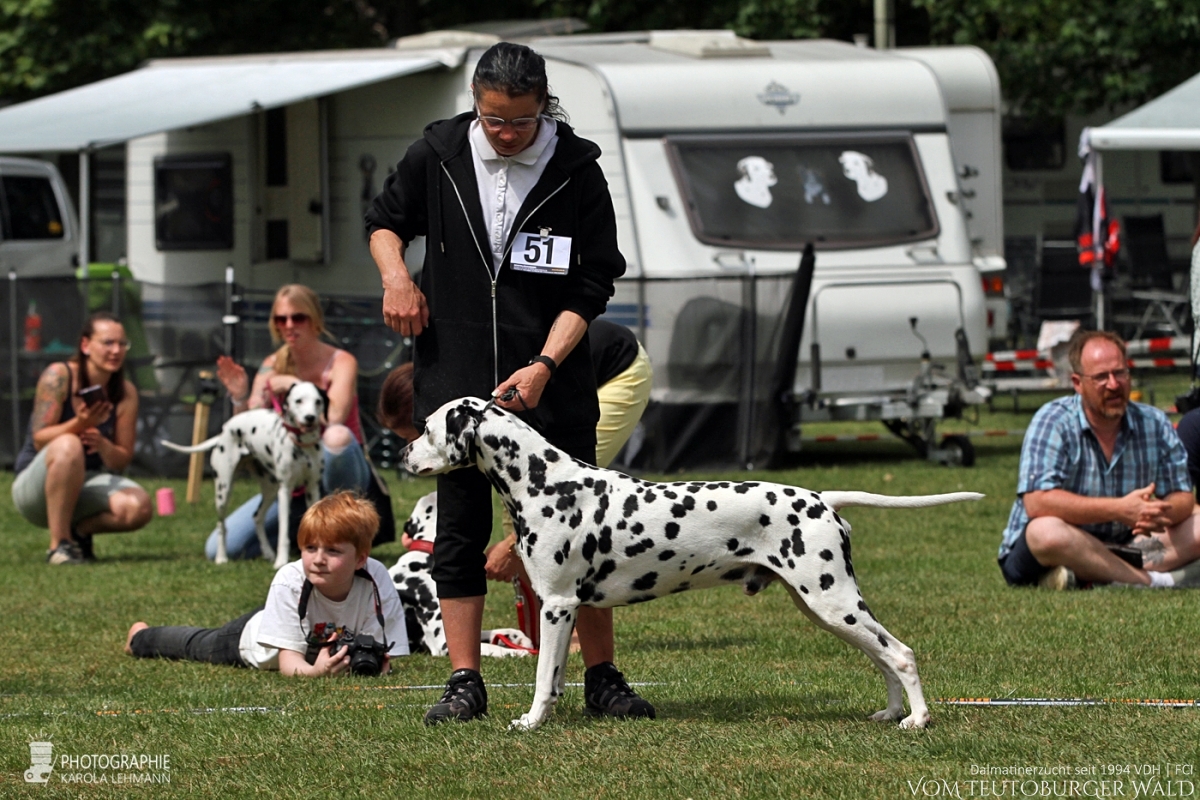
0 30 1004 467
0 157 78 276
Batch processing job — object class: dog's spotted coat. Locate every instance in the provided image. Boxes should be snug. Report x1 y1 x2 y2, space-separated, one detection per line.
388 491 535 658
403 397 983 731
162 381 325 569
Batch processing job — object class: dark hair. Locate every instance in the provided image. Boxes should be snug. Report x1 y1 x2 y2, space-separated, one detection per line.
377 362 414 434
75 311 127 405
1067 328 1126 374
472 42 567 122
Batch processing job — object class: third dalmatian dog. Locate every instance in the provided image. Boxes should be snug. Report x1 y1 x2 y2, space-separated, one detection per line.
163 381 326 569
402 397 983 731
389 491 536 658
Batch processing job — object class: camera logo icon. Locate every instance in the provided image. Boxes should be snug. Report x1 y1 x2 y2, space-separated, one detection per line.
25 739 53 783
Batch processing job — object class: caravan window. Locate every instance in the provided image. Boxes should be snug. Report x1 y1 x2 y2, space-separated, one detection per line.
154 153 234 251
0 176 65 240
666 133 937 250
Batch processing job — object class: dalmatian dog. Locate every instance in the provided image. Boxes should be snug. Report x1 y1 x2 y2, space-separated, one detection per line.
402 397 983 731
389 491 536 658
162 381 326 569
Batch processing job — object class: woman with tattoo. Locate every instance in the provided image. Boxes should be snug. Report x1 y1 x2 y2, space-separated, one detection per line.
203 284 377 561
11 312 152 564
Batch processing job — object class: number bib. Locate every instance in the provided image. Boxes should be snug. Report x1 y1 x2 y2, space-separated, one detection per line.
511 232 572 275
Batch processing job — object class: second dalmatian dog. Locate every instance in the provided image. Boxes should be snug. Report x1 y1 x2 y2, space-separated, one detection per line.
163 381 326 569
389 491 536 658
402 397 983 731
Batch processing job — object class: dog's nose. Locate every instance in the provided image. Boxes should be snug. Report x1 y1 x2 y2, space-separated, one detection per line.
304 415 316 424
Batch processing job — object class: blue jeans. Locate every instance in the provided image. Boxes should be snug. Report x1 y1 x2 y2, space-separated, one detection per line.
204 439 372 561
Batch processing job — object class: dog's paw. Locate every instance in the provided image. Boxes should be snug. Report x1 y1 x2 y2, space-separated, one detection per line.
899 711 930 730
508 714 542 732
868 708 903 724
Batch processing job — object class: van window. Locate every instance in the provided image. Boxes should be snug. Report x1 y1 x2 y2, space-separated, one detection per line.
0 176 65 240
666 133 937 250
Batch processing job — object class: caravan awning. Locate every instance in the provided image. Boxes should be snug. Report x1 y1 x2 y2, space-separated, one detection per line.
0 51 444 153
1091 70 1200 150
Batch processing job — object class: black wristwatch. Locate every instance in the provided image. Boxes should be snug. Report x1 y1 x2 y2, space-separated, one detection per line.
528 355 557 376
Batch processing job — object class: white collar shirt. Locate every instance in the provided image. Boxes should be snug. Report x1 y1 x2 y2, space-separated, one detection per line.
468 116 559 274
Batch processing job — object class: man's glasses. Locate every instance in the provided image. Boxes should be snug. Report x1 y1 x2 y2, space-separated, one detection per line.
273 313 311 327
475 108 539 133
1077 368 1130 385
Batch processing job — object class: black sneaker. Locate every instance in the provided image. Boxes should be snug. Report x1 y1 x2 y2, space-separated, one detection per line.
584 662 656 719
424 668 488 725
74 531 96 562
46 540 86 566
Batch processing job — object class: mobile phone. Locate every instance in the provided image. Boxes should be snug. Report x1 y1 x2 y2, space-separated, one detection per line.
77 385 105 408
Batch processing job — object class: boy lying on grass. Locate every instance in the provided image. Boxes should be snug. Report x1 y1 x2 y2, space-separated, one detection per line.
125 492 409 676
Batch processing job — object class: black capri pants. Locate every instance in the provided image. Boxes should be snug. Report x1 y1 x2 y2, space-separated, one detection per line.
433 426 596 598
129 609 262 667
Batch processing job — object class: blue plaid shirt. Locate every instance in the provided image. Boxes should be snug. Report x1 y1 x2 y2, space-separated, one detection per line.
999 394 1192 558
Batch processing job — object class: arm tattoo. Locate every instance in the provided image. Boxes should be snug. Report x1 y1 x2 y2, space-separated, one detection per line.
31 365 68 432
1133 536 1167 568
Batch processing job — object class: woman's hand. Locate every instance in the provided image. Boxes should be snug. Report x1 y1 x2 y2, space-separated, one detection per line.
73 399 114 434
485 533 522 582
216 355 250 403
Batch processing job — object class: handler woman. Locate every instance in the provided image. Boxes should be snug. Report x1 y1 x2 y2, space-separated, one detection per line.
367 42 653 725
12 312 152 564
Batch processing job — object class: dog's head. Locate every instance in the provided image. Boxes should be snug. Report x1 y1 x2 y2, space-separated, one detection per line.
400 397 491 476
281 381 326 432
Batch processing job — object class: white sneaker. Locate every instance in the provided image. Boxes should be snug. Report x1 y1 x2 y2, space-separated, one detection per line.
1038 565 1077 591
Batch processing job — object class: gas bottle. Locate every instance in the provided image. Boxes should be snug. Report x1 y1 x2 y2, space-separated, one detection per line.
23 301 41 352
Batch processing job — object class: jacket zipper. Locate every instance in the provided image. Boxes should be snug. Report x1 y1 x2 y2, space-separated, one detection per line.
440 161 571 388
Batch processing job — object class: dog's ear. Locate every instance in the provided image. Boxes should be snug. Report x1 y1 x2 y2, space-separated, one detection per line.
444 401 484 466
317 386 330 420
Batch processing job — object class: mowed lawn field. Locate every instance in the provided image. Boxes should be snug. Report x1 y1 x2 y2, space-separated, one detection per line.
3 384 1200 798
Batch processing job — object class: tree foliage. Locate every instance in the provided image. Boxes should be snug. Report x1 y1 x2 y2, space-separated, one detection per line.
914 0 1200 119
3 0 1199 121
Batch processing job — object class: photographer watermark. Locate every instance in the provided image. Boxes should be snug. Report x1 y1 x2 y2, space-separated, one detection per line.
23 735 171 786
904 763 1195 798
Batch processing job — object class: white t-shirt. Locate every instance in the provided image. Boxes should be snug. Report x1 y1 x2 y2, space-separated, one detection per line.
469 116 559 273
238 557 409 670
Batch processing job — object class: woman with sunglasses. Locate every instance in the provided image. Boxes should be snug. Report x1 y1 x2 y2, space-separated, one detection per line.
12 311 152 564
367 42 649 726
204 284 375 561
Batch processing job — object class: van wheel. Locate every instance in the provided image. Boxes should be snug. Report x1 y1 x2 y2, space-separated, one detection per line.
940 434 975 467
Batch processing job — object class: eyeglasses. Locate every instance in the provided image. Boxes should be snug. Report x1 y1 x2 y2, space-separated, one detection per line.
93 338 130 350
273 313 311 327
1077 368 1131 385
475 108 539 133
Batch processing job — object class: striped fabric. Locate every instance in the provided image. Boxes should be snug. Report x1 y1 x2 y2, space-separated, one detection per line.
999 394 1192 558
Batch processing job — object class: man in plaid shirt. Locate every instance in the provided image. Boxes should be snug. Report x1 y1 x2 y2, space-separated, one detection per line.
999 330 1200 589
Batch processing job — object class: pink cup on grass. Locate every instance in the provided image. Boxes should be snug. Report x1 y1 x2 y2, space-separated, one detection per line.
156 487 176 516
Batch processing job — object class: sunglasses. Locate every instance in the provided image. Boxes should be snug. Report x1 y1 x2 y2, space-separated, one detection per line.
273 313 311 327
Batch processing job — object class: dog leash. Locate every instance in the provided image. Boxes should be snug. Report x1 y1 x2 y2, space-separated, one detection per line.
484 386 529 413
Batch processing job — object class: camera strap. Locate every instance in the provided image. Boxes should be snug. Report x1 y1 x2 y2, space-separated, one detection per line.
298 568 391 650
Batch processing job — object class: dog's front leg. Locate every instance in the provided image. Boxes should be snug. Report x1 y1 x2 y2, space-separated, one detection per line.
252 481 278 564
272 483 291 570
510 602 577 731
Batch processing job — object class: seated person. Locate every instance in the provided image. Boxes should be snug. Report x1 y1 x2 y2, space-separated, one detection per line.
205 284 375 560
998 329 1200 590
127 492 409 675
11 311 152 565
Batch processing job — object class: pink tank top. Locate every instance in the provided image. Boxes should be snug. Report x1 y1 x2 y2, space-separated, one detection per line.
320 351 364 444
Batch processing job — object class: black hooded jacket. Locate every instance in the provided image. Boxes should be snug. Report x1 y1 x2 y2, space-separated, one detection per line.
366 112 626 434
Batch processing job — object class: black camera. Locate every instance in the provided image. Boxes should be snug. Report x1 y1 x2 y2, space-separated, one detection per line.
329 631 389 677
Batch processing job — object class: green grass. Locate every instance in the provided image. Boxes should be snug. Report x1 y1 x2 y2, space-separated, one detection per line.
3 379 1200 798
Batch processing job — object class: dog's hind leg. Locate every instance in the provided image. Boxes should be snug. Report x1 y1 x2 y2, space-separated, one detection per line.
212 461 233 565
510 600 577 731
783 580 929 729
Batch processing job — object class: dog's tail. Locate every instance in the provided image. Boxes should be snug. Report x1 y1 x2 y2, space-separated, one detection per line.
161 436 222 454
820 491 984 511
